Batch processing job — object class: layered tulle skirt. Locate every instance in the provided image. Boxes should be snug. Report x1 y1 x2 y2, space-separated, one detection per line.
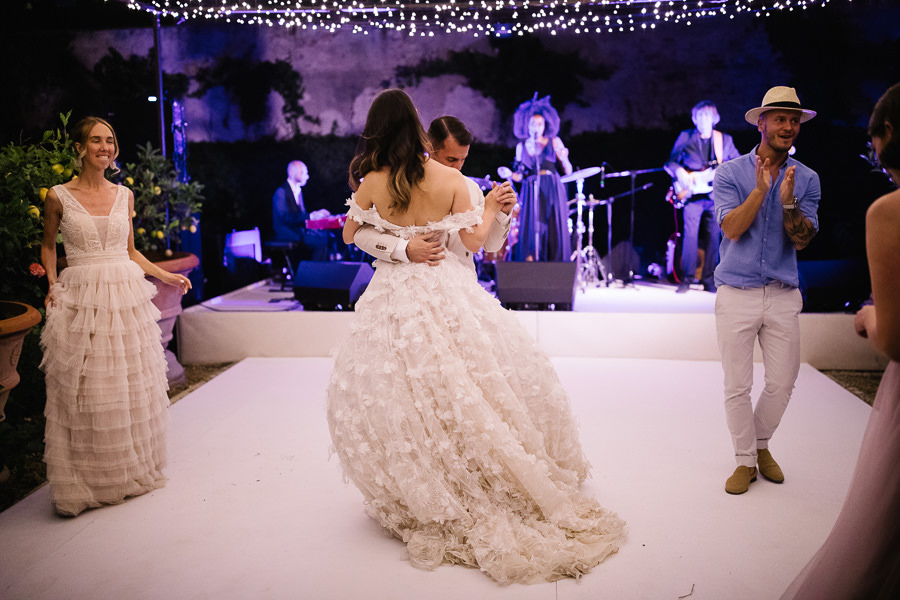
40 254 169 517
326 256 625 584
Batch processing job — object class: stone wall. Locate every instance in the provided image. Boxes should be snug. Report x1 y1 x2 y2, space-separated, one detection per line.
68 17 794 144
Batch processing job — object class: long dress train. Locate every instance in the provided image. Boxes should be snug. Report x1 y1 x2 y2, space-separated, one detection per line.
41 184 169 517
326 195 625 584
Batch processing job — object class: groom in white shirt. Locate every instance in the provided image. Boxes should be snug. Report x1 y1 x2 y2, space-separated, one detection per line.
352 116 516 268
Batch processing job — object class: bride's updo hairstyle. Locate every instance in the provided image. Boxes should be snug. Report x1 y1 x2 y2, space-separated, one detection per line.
869 82 900 173
349 89 431 214
71 116 120 174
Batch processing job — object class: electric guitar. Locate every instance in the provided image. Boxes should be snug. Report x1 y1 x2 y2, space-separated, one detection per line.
667 130 727 209
666 162 718 209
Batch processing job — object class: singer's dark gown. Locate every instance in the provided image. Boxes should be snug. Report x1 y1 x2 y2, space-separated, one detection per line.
512 142 572 262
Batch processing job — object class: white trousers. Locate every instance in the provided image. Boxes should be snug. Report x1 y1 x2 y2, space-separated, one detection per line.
715 284 802 467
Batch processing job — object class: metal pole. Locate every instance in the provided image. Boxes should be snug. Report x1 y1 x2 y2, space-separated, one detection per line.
154 14 166 158
628 172 636 283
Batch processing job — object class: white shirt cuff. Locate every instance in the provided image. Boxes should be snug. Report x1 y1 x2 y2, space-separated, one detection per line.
390 238 410 263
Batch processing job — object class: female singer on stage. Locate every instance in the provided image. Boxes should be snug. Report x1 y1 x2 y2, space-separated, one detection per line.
781 83 900 599
40 117 190 517
326 89 624 584
510 94 573 262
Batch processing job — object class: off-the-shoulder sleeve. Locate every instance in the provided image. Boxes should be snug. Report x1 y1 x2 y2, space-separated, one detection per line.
346 194 390 232
345 193 482 236
441 208 482 233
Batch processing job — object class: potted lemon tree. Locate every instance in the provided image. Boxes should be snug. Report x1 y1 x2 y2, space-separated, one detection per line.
0 113 76 422
0 113 76 488
121 143 204 387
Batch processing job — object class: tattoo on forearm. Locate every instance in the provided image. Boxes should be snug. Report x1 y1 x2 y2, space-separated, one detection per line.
784 211 816 249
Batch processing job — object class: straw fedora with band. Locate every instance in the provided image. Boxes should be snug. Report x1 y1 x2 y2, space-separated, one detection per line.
744 86 817 125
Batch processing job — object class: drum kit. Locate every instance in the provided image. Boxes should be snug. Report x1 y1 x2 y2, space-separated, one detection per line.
559 165 659 288
477 162 662 288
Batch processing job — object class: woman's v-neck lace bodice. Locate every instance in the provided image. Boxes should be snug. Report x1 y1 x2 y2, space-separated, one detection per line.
54 185 129 263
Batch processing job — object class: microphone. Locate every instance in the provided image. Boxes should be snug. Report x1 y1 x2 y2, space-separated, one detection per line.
600 162 606 189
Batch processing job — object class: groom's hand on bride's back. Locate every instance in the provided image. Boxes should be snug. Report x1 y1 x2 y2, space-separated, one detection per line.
407 233 445 266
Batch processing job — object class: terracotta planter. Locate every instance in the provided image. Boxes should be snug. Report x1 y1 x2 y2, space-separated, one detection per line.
0 301 43 423
145 251 200 388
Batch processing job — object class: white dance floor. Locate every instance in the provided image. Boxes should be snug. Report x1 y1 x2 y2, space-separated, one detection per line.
0 356 870 599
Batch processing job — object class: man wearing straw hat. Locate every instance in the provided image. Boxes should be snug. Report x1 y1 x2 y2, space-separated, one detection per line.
713 86 820 495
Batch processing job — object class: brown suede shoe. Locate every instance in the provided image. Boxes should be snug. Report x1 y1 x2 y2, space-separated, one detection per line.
725 466 757 495
757 448 784 483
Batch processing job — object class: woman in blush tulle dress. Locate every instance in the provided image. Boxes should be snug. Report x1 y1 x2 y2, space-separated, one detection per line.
40 117 192 517
326 89 625 585
781 83 900 599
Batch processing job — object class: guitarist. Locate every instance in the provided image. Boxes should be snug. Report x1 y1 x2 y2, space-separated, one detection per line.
665 101 740 293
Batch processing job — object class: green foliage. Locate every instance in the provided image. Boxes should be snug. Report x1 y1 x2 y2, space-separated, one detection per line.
395 37 615 125
94 47 191 103
0 112 77 309
121 143 204 254
192 52 318 134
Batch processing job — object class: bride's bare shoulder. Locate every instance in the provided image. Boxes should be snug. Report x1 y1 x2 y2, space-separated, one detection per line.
868 188 900 220
425 159 466 187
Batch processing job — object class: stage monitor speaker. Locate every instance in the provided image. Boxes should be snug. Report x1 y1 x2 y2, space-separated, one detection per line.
292 261 374 310
495 262 577 310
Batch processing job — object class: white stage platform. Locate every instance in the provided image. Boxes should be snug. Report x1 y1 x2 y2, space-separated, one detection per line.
177 279 887 371
0 357 872 599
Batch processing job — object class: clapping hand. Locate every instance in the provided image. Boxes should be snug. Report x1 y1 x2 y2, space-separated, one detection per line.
755 156 772 194
780 166 796 207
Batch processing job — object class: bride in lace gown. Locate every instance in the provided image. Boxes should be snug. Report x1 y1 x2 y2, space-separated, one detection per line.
40 117 192 517
326 90 625 584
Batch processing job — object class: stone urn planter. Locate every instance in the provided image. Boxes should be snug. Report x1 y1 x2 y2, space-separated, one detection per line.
145 251 200 388
0 301 43 423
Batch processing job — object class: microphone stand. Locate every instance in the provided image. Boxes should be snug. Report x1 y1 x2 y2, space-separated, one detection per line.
627 171 637 285
532 138 541 261
602 167 663 285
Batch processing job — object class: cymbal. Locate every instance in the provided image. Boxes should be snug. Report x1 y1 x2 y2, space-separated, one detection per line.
569 200 609 216
560 166 602 184
568 197 609 208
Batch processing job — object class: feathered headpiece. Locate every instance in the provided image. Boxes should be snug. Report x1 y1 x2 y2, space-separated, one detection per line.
513 93 561 140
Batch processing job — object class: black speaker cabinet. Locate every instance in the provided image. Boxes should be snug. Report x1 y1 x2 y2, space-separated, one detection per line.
495 262 577 310
292 261 374 310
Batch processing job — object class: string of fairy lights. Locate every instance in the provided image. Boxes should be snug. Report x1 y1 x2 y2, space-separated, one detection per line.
114 1 838 36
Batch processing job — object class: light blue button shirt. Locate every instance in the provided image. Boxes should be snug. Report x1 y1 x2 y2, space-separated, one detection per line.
713 147 820 289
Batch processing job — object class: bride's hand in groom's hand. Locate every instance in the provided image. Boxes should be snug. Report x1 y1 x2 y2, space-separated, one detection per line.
487 181 517 215
406 233 445 267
